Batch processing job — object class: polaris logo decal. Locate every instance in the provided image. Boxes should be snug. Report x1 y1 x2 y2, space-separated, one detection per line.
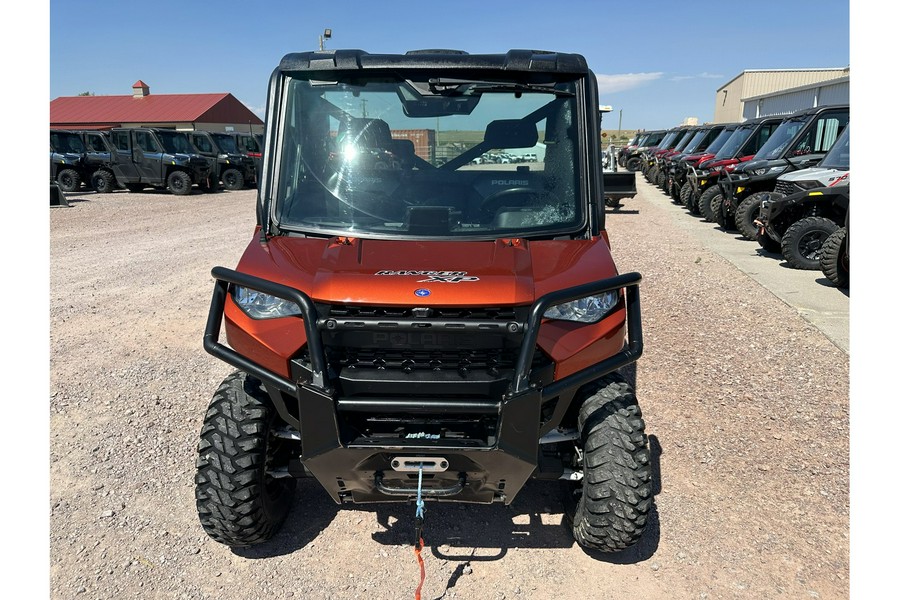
376 270 480 283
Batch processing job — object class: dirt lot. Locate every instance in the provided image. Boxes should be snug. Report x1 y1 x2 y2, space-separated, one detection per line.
49 181 849 599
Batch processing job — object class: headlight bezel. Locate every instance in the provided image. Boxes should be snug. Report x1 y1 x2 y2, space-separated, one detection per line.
543 290 621 324
232 285 303 319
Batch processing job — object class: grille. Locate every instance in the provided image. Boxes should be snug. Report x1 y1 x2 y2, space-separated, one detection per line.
334 347 514 374
775 181 801 196
325 305 518 321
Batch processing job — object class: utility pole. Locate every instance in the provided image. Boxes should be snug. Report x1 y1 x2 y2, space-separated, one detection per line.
618 109 623 133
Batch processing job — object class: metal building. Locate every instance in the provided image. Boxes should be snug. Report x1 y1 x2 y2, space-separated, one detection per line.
741 76 849 120
713 68 850 123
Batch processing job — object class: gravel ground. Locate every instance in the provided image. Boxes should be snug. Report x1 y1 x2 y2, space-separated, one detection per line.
48 180 849 599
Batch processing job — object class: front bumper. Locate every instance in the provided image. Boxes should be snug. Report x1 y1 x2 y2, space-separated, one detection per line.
203 267 643 505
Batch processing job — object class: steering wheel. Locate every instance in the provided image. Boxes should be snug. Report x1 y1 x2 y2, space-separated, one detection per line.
479 187 559 219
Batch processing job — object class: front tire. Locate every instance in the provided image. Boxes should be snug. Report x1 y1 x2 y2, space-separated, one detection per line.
820 227 849 287
568 373 652 553
195 372 296 547
625 157 641 172
222 168 245 191
679 183 693 209
90 170 115 194
781 216 839 270
167 170 193 195
698 186 721 223
57 168 81 193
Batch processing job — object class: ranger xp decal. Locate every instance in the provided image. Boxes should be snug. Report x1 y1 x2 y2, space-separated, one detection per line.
375 270 480 283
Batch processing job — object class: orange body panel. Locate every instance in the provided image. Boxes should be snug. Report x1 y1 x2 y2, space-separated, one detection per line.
224 231 626 381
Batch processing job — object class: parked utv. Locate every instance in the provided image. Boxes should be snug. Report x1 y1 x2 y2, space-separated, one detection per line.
50 130 90 193
197 48 651 555
689 116 783 219
78 130 119 193
820 204 848 288
754 124 850 267
619 129 665 171
717 104 849 231
108 128 214 195
187 130 257 190
642 126 689 182
663 124 728 199
234 132 264 181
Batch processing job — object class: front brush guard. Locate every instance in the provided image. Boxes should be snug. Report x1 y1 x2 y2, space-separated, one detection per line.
204 267 643 504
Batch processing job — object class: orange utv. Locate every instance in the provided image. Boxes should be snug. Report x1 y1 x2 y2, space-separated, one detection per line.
197 48 651 553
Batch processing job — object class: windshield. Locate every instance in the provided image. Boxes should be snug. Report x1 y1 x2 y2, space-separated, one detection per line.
702 128 732 157
212 133 239 153
156 131 195 154
672 130 695 152
754 116 811 161
817 124 849 170
681 129 709 154
273 73 583 239
51 131 85 153
716 125 757 159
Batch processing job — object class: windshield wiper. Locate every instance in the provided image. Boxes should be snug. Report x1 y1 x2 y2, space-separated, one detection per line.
427 78 573 97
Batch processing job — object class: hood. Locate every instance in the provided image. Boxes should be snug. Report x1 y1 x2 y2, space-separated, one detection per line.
777 166 849 186
235 235 618 307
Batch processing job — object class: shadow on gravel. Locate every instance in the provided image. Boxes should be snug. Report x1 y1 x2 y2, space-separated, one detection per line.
232 397 664 567
230 479 340 559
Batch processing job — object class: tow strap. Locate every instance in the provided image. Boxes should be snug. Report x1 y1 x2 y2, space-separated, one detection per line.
413 465 426 600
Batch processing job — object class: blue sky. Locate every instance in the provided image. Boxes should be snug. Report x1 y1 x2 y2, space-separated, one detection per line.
48 0 850 131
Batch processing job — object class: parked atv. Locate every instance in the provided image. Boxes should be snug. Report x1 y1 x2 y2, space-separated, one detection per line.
107 128 214 195
688 116 784 219
50 130 90 193
717 104 849 231
820 204 848 288
620 130 665 171
197 48 651 555
664 124 727 201
643 126 691 184
78 130 120 193
752 123 850 254
187 130 257 191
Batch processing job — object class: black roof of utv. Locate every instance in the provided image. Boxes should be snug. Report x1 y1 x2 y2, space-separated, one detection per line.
277 49 591 75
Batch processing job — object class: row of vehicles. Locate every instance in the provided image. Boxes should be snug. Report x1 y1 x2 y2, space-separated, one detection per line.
623 104 849 288
49 128 263 196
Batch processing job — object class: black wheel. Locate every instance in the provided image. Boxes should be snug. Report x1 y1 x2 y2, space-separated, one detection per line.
125 183 145 193
679 183 693 209
222 168 245 191
566 372 652 553
57 168 81 193
715 196 735 230
604 196 622 209
781 216 839 270
757 231 782 253
734 191 771 240
698 187 721 223
195 372 297 547
820 227 849 288
654 168 666 188
167 170 193 195
90 170 115 194
625 157 641 172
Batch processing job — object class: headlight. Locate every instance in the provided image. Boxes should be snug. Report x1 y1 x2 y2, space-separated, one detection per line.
233 286 302 319
752 165 786 177
543 291 620 324
794 180 822 190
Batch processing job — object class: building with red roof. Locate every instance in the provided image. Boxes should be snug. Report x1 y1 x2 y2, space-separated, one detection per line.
50 81 264 133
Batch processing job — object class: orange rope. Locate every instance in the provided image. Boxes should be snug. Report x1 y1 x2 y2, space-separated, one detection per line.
414 536 426 600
